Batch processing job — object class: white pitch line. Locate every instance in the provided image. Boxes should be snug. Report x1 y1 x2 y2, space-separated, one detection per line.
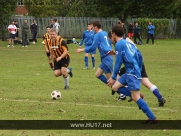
0 98 178 112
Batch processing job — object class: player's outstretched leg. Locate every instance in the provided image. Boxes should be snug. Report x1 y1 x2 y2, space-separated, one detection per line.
134 96 157 123
150 85 166 106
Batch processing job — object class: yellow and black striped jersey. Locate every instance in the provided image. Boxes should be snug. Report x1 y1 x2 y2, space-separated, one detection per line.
49 36 70 59
43 33 51 51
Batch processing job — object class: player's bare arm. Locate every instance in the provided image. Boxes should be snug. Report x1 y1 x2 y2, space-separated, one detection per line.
76 48 85 53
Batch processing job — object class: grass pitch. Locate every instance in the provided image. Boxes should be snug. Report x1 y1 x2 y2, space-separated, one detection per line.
0 39 181 135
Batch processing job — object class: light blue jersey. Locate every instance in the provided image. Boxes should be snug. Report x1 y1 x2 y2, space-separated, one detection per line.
85 30 112 59
112 38 142 80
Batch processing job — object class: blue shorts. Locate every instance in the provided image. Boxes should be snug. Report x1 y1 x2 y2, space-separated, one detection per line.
118 74 141 91
99 55 113 74
85 45 96 54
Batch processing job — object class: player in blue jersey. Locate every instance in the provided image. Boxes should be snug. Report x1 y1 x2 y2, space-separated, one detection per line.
76 20 114 86
79 24 96 69
108 31 166 106
107 24 157 123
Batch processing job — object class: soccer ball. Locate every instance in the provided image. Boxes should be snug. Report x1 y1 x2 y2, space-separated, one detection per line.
51 90 61 100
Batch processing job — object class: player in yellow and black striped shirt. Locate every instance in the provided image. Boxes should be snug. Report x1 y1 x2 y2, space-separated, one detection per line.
49 28 73 90
43 26 53 69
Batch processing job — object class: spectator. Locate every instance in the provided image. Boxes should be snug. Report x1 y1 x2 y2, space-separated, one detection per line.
146 21 155 45
52 19 60 35
7 21 17 47
21 19 29 47
120 23 126 37
133 22 142 44
50 19 54 28
14 21 20 45
128 21 134 39
30 20 38 44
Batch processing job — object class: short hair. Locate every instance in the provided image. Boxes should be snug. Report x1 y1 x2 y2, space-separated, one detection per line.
46 26 51 29
53 19 57 22
87 23 91 26
112 24 124 37
108 31 112 39
50 28 57 33
91 20 101 29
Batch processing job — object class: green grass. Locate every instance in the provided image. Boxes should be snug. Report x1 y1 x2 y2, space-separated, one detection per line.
0 39 181 135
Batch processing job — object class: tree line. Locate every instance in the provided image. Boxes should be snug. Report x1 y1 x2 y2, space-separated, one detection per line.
1 0 181 38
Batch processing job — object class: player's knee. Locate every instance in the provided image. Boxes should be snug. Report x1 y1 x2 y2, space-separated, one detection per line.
54 71 61 77
111 86 117 92
131 94 140 102
95 73 100 78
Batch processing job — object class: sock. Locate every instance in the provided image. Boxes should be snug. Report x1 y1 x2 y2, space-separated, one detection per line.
136 98 156 120
91 57 95 68
97 75 107 84
67 68 70 73
150 85 162 100
63 76 69 86
116 87 131 97
49 63 53 68
84 56 88 68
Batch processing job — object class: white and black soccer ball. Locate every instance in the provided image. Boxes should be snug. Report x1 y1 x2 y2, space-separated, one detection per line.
51 90 61 100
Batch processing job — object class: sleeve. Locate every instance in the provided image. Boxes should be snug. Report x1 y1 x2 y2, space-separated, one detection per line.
61 40 69 51
112 43 123 80
152 25 155 30
79 32 85 46
85 34 99 53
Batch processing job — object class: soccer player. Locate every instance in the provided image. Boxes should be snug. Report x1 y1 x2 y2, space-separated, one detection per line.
49 28 73 90
76 20 113 86
43 26 54 69
108 31 166 106
108 24 157 123
79 23 96 69
7 21 17 47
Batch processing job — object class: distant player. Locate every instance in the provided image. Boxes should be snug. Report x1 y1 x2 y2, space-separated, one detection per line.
43 26 54 69
107 24 157 123
76 20 113 87
7 21 17 47
79 23 96 69
49 28 73 90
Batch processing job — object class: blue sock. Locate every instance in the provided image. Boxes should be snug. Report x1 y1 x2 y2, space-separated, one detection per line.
97 75 107 84
150 85 162 100
91 57 95 68
84 56 88 68
136 98 156 120
153 89 162 100
117 87 131 97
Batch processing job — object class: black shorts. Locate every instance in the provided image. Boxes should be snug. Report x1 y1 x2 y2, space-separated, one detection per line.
118 63 148 78
9 33 16 39
46 52 50 57
54 57 70 70
15 32 19 37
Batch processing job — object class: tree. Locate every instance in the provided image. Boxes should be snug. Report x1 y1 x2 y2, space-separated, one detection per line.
96 0 176 22
0 0 18 39
25 0 59 18
67 0 98 17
